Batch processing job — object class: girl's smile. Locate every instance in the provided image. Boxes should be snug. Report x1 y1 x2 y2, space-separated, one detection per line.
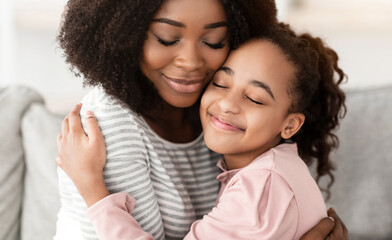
208 113 246 132
200 39 305 169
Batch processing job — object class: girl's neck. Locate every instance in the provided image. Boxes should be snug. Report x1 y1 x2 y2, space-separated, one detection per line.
143 102 202 143
223 154 256 171
223 139 282 170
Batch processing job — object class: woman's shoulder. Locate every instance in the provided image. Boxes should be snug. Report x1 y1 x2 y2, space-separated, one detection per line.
81 86 121 107
79 86 144 128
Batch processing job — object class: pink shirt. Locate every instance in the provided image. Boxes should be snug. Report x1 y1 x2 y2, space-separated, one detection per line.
87 143 327 240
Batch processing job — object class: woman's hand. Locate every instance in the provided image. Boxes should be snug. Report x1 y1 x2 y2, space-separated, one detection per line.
56 103 109 207
300 208 348 240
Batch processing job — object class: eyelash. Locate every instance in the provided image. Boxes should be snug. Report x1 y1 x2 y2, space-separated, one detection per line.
156 37 178 46
203 41 226 49
155 36 225 49
213 83 264 105
213 82 227 88
246 96 263 105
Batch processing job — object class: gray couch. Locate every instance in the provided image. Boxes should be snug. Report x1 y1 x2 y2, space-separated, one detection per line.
0 85 391 240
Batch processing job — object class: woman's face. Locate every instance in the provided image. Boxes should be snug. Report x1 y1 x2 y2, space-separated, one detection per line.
200 39 303 163
140 0 230 108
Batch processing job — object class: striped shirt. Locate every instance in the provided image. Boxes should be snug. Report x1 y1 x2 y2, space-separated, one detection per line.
55 87 221 240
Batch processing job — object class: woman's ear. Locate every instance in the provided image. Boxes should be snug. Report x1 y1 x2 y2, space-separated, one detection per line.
281 113 305 139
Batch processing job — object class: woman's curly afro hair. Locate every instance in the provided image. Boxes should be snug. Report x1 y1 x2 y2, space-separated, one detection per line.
58 0 277 116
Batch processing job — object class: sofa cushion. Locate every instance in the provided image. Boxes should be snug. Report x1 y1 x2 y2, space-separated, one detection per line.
21 103 63 240
318 85 392 239
0 86 43 240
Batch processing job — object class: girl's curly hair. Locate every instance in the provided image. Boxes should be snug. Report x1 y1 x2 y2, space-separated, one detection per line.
260 23 347 199
58 0 277 115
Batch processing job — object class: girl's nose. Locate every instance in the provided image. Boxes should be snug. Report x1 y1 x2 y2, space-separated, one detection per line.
173 42 203 72
217 93 241 114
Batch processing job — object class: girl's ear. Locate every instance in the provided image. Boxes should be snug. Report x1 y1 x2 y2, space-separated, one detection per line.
281 113 305 139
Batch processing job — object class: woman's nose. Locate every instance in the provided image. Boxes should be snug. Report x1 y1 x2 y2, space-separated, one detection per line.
173 42 204 72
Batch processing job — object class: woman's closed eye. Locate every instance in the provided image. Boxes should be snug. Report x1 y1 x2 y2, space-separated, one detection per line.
155 36 179 46
154 33 226 49
203 41 226 50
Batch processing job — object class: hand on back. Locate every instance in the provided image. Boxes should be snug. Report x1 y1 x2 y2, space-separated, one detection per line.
56 103 109 206
300 208 348 240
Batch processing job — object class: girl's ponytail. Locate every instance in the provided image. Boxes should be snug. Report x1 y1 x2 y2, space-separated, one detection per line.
294 33 347 198
262 23 347 198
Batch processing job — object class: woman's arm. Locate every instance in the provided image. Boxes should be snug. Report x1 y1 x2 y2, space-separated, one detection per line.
300 208 348 240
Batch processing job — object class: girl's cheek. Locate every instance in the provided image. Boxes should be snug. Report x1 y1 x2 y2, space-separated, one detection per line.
201 87 217 110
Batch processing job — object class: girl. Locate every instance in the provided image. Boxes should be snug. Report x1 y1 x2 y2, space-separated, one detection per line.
54 1 277 239
57 23 348 239
56 0 347 239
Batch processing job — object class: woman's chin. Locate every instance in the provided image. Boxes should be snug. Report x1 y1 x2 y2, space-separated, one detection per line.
163 94 201 109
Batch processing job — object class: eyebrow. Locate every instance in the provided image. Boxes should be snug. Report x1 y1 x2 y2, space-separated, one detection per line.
219 66 275 100
204 21 227 29
152 18 227 29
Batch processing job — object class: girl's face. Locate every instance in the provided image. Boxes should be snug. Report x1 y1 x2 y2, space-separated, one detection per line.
140 0 230 108
200 39 304 165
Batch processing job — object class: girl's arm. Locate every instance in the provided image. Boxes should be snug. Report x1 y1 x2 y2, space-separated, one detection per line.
57 103 155 239
85 170 348 240
56 99 165 239
58 105 348 240
56 104 109 207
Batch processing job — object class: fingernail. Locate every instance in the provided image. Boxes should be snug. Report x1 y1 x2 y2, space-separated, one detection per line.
328 216 335 222
85 111 95 119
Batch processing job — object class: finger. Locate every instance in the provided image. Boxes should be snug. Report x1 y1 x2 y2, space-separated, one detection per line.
84 111 101 142
62 116 69 137
300 216 335 240
343 222 348 240
69 103 83 134
56 133 62 152
328 208 348 240
55 156 62 167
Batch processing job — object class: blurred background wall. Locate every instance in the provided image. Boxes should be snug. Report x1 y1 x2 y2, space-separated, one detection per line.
1 0 392 114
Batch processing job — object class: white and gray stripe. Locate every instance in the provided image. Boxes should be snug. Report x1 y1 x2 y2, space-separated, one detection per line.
57 87 221 240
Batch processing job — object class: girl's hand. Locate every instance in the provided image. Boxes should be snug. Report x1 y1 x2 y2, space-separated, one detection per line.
300 208 348 240
56 103 109 207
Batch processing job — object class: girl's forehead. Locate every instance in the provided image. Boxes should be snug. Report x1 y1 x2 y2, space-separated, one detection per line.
225 40 295 95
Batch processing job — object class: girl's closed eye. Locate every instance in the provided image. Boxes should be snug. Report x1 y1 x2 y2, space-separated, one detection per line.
212 82 228 88
246 96 264 105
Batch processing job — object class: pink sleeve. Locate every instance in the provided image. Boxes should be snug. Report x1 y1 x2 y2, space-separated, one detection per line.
87 170 298 240
184 169 299 240
87 192 153 240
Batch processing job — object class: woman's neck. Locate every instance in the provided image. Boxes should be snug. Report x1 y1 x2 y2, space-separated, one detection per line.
143 103 202 143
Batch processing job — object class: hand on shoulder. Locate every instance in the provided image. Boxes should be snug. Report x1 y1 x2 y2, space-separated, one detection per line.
56 103 109 207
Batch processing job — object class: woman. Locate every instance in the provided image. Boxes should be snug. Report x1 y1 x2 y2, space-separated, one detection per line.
55 0 347 239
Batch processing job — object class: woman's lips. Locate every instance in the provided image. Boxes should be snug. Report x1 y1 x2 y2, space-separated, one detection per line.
210 115 245 132
163 74 205 94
